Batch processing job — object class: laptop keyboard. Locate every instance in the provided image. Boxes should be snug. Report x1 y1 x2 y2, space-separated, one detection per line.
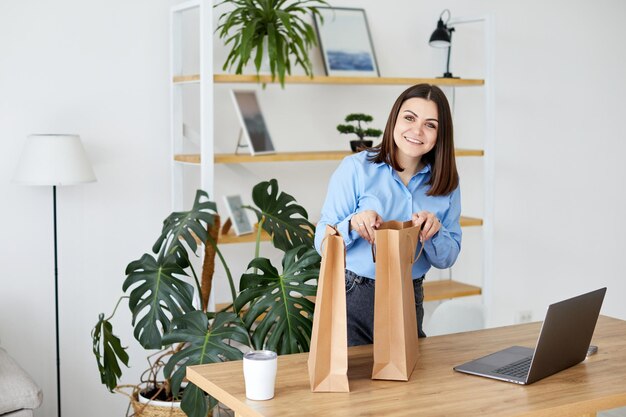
494 356 532 378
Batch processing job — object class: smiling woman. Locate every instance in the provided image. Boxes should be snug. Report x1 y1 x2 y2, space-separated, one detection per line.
314 83 461 347
373 83 458 196
392 98 440 185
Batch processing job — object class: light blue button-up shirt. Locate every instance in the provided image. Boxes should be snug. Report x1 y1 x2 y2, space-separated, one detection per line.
314 151 462 280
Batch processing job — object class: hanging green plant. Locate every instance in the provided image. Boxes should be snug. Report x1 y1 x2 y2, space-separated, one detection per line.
215 0 329 87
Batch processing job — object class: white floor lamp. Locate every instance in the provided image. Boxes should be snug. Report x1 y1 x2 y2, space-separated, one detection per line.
13 134 97 417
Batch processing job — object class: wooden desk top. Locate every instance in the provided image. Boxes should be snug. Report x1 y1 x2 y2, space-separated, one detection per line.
187 316 626 417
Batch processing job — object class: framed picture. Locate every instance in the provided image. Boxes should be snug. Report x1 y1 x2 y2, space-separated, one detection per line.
223 195 254 236
313 7 380 77
230 90 275 156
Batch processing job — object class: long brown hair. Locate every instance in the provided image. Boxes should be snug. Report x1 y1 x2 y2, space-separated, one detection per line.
368 84 459 196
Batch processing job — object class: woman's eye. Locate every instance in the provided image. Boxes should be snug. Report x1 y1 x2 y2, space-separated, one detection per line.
426 123 437 129
404 115 415 122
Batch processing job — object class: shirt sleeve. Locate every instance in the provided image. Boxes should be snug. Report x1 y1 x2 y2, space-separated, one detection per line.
315 157 361 254
422 185 462 269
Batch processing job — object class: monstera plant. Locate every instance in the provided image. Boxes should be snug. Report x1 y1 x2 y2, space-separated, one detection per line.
91 179 320 417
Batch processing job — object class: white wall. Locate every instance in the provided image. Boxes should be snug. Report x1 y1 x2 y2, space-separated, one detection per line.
487 0 626 325
0 1 172 416
1 1 625 417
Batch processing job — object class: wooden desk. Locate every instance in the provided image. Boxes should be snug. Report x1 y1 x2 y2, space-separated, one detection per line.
187 316 626 417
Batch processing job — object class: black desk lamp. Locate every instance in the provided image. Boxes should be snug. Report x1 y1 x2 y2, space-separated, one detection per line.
429 9 459 79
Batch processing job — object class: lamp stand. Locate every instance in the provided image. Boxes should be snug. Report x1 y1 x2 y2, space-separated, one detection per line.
53 185 62 417
442 47 458 79
440 28 459 79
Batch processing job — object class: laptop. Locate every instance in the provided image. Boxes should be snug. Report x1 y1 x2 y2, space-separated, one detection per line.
453 287 606 385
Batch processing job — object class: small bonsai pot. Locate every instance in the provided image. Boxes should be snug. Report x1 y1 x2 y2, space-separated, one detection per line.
350 140 373 152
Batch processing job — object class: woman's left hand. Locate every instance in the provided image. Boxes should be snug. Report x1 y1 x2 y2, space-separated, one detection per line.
412 211 442 242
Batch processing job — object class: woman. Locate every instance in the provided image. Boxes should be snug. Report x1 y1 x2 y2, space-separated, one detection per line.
314 83 462 346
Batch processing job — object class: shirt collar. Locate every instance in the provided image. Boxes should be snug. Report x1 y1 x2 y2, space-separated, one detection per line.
380 160 431 176
368 151 431 176
417 163 431 175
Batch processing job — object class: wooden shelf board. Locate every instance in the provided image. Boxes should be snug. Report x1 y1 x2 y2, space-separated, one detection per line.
218 216 481 245
423 280 482 302
215 280 480 312
174 154 201 164
219 229 270 244
456 149 484 157
216 151 351 163
174 149 483 164
172 74 200 84
172 74 484 87
460 216 483 227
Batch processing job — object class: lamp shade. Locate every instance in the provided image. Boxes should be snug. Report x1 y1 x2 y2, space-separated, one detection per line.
13 134 96 186
429 19 451 48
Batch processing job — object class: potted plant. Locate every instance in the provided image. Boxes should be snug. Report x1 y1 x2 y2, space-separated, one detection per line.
91 179 320 417
336 113 383 152
215 0 328 87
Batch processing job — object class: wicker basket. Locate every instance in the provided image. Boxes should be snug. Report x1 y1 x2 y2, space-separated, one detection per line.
116 385 212 417
131 392 186 417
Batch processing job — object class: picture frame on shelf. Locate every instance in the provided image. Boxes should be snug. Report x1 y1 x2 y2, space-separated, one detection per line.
313 7 380 77
230 90 276 156
223 194 254 236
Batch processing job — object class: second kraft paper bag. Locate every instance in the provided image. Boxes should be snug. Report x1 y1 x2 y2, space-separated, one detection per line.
371 220 423 381
307 225 350 392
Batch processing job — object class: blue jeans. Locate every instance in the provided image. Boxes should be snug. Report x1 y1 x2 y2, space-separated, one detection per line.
345 270 426 347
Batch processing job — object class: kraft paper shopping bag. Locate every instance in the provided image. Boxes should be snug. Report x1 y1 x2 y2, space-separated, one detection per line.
307 225 350 392
371 220 423 381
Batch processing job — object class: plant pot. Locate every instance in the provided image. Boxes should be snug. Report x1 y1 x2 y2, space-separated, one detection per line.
132 389 187 417
350 140 373 152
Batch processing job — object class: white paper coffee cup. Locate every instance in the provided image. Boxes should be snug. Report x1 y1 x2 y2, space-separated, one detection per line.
243 350 278 401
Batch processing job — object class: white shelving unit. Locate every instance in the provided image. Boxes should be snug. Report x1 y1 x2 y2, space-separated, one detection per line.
447 13 496 318
170 0 214 210
168 1 495 305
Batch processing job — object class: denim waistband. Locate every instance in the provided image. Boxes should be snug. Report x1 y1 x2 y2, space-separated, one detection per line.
346 269 424 284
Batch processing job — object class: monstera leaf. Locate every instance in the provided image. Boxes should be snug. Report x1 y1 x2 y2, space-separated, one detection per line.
123 253 195 349
91 183 322 405
246 179 315 252
235 245 320 353
91 314 129 391
162 311 249 417
152 190 217 266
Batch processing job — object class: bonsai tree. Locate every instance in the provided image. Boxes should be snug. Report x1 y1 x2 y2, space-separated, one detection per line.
91 179 320 417
215 0 328 87
336 113 383 141
337 113 382 151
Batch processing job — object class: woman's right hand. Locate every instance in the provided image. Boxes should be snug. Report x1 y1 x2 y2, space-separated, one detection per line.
350 210 383 244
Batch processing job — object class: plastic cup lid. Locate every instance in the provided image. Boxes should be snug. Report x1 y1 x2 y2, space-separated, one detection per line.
244 350 277 360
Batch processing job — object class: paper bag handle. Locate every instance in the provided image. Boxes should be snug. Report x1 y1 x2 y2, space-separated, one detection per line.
410 237 424 264
371 224 424 264
371 235 423 264
411 221 425 264
371 241 376 263
321 234 347 269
